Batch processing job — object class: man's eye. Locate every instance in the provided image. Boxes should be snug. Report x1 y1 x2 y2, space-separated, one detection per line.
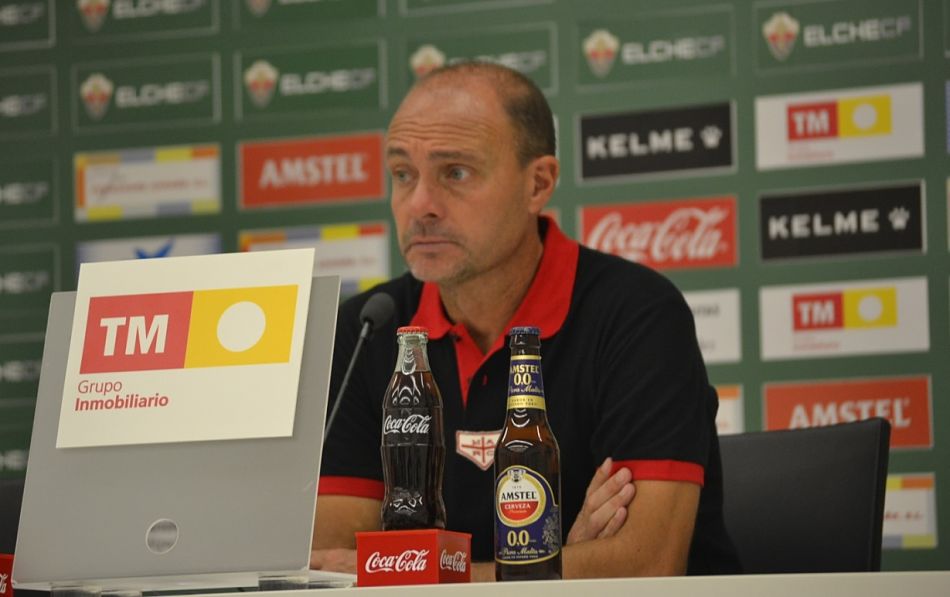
447 167 469 181
392 169 412 183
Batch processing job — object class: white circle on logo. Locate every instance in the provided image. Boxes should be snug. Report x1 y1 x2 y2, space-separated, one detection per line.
858 295 883 322
851 103 878 130
217 301 266 352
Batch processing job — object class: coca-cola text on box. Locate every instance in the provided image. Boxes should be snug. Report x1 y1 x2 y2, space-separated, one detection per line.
579 196 737 270
356 529 471 586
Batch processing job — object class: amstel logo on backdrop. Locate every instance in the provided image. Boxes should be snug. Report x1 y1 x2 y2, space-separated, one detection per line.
579 196 737 270
79 285 297 374
764 376 932 449
240 132 384 208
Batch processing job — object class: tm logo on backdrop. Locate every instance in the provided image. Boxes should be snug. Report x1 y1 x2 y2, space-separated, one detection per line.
755 83 923 170
757 0 920 70
759 277 929 360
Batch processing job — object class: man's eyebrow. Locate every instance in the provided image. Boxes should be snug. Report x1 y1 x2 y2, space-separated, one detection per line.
385 147 483 164
386 146 409 159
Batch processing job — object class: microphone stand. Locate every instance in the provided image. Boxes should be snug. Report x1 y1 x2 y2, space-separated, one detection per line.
324 319 372 442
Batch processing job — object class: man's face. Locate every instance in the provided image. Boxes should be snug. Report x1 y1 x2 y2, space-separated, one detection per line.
385 77 535 286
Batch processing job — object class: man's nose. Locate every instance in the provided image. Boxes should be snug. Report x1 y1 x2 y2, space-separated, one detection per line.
405 175 444 219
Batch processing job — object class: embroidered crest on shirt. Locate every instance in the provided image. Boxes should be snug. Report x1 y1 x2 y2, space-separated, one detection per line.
456 430 501 471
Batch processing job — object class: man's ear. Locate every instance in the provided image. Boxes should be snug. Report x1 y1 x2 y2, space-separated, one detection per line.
526 155 559 214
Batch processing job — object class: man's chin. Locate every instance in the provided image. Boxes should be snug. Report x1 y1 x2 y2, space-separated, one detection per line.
406 260 469 285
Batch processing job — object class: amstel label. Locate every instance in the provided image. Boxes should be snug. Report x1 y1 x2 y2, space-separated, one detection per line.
495 466 560 564
507 354 545 410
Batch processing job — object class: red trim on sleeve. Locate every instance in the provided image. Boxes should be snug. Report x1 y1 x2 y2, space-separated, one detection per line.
612 459 705 487
318 476 384 500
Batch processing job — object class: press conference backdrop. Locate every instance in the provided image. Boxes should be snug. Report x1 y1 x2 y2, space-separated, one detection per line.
0 0 946 571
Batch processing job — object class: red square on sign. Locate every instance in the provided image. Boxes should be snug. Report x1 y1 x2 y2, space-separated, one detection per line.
792 292 843 331
787 101 838 140
80 292 193 374
356 529 471 587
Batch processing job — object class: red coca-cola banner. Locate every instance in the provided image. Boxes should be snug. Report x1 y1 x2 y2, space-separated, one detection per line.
0 554 12 597
579 196 737 270
356 529 471 587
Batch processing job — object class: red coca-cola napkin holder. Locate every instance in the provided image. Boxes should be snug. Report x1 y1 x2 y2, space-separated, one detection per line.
0 553 13 597
355 529 471 586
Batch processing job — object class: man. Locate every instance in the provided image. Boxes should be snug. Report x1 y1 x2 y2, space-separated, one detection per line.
312 62 740 579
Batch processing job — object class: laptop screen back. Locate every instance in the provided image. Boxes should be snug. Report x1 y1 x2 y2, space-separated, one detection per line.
14 276 339 588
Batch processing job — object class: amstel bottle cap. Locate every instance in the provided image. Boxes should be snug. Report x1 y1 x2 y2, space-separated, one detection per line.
508 326 541 336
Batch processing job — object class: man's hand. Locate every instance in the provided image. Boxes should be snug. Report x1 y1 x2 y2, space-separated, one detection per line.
567 457 635 544
310 548 357 574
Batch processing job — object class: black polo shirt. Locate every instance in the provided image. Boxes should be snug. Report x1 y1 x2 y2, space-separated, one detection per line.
319 217 740 575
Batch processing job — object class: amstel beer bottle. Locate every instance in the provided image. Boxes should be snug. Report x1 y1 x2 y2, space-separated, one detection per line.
380 326 447 530
494 326 562 580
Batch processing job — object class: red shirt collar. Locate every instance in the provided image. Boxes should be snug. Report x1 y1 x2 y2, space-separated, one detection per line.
410 216 579 349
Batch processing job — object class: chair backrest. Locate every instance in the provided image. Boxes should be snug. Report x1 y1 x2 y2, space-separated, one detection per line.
719 418 890 573
0 477 25 554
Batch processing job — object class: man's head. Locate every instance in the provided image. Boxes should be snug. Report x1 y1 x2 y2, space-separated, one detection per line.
386 62 559 287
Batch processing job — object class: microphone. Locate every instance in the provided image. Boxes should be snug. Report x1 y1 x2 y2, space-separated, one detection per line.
324 293 396 442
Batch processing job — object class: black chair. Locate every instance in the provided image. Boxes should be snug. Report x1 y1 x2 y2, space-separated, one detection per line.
719 418 890 573
0 477 25 554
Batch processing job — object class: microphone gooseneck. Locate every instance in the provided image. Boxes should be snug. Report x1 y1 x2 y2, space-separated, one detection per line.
324 293 396 442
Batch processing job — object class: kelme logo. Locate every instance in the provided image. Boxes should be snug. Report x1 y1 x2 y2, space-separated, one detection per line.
78 0 110 33
244 60 279 108
409 45 446 79
583 29 620 77
80 73 114 120
763 12 800 61
245 0 271 17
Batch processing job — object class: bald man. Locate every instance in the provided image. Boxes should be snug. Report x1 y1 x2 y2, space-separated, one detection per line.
311 63 740 580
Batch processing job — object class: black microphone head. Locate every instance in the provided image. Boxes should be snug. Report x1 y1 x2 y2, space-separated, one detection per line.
359 292 396 331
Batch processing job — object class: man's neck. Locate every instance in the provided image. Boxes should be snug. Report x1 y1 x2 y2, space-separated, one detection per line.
439 229 544 354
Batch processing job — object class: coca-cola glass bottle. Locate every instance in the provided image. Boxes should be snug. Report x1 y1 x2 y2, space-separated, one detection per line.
380 326 447 530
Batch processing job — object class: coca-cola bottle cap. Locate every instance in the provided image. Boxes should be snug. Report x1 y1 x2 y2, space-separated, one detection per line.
397 326 429 336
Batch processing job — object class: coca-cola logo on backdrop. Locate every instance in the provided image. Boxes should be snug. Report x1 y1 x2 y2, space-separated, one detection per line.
580 196 737 270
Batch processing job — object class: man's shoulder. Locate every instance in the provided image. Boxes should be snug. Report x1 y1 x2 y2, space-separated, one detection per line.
574 245 685 309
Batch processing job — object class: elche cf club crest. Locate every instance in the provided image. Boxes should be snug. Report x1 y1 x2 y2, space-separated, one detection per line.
246 0 272 17
78 0 110 33
80 73 114 120
763 12 800 61
583 29 620 78
410 45 447 79
244 60 279 108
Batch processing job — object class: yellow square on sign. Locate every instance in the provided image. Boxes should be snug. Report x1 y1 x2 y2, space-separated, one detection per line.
838 95 891 138
184 285 298 368
842 287 897 329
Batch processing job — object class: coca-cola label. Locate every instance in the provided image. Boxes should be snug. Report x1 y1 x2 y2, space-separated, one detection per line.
580 196 737 270
383 412 432 436
439 549 467 573
495 466 561 564
364 549 430 574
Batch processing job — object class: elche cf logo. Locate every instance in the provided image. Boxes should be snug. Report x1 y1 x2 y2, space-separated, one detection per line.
410 45 446 79
244 60 279 108
80 73 114 120
246 0 272 17
583 29 619 77
78 0 110 33
763 12 800 61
